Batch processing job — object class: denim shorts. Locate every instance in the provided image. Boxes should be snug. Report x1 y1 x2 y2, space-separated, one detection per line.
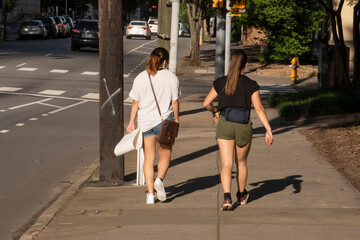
143 114 174 138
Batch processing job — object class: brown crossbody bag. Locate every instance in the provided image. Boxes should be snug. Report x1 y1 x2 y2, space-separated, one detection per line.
148 74 179 145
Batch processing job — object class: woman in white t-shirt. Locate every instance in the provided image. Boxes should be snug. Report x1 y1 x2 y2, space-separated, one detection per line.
126 47 180 204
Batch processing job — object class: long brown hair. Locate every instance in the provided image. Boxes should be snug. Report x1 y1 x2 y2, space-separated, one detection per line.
224 50 247 95
146 47 169 76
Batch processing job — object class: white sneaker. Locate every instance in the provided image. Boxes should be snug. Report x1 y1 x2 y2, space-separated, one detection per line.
146 193 155 204
154 178 166 202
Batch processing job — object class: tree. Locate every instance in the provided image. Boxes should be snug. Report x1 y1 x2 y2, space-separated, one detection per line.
1 0 16 40
318 0 351 88
245 0 324 63
184 0 213 66
350 0 360 88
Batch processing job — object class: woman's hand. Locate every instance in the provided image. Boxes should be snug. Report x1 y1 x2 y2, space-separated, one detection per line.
126 122 135 134
265 130 274 146
213 112 220 124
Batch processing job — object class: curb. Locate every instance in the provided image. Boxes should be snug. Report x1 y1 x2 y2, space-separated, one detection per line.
19 159 100 240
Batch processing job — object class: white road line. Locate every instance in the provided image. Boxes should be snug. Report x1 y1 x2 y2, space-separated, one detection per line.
15 123 25 127
133 50 151 55
0 66 5 69
125 39 157 55
0 91 98 102
124 74 130 78
16 63 26 67
41 114 49 116
0 130 10 134
81 71 99 75
38 102 62 108
29 118 38 121
0 110 7 112
81 93 99 100
8 98 53 110
18 67 38 72
0 87 22 92
38 90 66 96
48 100 89 114
50 69 69 74
45 53 53 57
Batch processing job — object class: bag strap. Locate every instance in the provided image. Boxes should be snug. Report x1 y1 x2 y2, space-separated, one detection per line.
148 74 164 121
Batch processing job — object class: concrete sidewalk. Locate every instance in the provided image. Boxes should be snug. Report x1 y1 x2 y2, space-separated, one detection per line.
20 42 360 240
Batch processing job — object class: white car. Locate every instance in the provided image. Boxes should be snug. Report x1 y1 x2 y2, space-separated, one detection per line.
148 18 158 35
126 21 151 40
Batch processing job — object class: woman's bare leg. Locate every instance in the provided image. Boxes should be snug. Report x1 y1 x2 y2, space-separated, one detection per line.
235 142 251 193
156 144 172 180
143 136 157 194
217 139 235 193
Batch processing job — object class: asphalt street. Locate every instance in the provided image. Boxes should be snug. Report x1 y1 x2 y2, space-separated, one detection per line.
0 36 208 240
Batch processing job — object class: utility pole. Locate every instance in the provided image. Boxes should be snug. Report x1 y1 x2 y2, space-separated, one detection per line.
215 3 226 80
99 0 124 185
225 0 231 75
158 0 172 52
169 0 180 73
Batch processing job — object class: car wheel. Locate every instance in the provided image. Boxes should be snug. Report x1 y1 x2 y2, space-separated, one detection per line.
126 35 131 39
71 44 78 51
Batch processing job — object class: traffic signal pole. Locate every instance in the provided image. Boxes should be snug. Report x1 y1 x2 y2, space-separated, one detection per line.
169 0 180 73
225 0 231 75
99 0 124 185
215 3 226 80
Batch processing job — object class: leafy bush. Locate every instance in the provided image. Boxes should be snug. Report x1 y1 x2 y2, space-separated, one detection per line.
268 89 360 119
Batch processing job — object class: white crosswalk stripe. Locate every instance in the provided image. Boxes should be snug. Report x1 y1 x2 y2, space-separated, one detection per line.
0 66 5 69
38 90 66 96
0 87 22 92
50 69 69 73
81 93 99 100
81 71 99 75
18 67 38 71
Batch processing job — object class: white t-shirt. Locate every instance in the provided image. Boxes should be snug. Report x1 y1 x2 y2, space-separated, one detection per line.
129 69 180 132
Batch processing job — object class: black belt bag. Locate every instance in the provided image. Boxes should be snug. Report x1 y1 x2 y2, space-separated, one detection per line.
221 107 250 124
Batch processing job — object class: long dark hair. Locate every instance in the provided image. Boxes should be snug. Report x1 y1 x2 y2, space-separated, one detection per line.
146 47 169 76
224 50 247 95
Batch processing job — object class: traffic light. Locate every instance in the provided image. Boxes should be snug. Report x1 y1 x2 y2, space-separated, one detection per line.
152 5 157 9
232 0 246 10
213 0 224 9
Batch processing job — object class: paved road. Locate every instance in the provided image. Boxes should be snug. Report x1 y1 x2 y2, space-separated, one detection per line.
0 35 213 240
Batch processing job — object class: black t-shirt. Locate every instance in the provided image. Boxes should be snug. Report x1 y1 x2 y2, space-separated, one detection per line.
213 75 259 111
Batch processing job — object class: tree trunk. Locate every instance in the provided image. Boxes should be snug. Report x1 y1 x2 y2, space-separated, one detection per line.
202 18 210 38
186 1 202 67
353 2 360 88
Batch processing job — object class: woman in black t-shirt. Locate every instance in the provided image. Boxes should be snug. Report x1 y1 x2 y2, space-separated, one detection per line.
203 50 273 211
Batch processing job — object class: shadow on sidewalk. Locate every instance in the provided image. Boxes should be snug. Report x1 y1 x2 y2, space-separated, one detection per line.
248 175 303 202
165 174 220 202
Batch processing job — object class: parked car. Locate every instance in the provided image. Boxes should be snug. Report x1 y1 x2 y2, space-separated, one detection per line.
179 23 190 37
147 17 158 35
64 16 75 33
19 20 47 40
60 16 71 37
34 17 58 38
53 16 66 37
126 21 151 40
71 20 99 51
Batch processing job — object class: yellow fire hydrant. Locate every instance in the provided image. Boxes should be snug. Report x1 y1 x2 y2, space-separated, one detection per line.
290 57 298 81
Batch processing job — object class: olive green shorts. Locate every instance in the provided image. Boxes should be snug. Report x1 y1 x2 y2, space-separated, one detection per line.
216 115 253 147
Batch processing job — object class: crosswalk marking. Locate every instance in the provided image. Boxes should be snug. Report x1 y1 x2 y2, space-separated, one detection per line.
38 90 66 96
18 67 38 72
16 63 26 67
15 123 25 127
81 71 99 75
0 87 22 92
50 69 69 73
0 66 5 69
81 93 99 100
0 130 10 133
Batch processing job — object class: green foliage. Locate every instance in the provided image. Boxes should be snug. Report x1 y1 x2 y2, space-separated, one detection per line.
243 0 324 62
268 89 360 119
180 3 189 25
5 0 17 12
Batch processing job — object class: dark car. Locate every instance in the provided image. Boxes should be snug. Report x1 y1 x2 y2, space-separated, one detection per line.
71 20 99 51
35 17 58 38
19 20 47 40
53 16 66 37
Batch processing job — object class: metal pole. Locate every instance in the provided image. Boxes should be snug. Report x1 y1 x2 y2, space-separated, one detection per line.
225 0 231 75
99 0 124 185
65 0 67 15
215 7 226 80
169 0 180 73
